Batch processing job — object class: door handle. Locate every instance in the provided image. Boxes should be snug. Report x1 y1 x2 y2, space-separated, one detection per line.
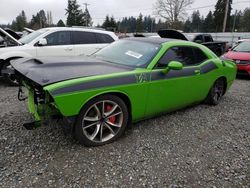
194 70 201 75
65 47 73 51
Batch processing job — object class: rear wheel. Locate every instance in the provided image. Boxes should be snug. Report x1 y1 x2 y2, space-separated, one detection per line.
74 95 129 146
205 78 225 105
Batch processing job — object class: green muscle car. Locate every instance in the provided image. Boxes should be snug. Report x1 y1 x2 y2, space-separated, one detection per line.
11 38 237 146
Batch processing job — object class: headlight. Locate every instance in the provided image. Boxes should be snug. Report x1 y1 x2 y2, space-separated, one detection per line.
220 55 235 62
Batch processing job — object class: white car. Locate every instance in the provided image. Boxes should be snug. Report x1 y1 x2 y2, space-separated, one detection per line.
0 27 118 84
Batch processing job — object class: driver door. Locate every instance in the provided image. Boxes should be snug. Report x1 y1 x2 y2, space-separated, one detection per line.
36 31 75 57
145 46 208 117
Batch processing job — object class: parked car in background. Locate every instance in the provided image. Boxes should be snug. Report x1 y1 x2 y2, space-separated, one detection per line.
222 41 250 76
10 38 236 146
0 27 118 85
234 39 250 46
158 29 228 56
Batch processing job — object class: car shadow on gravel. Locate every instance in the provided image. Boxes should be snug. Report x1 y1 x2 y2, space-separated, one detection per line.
236 75 250 80
0 78 13 87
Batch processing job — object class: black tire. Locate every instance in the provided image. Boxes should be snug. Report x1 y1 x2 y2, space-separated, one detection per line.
1 61 19 86
74 94 129 147
205 78 225 105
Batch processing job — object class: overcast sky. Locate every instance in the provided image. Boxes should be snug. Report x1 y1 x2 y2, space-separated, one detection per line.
0 0 248 25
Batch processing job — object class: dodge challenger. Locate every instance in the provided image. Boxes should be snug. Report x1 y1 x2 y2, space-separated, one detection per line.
11 38 237 146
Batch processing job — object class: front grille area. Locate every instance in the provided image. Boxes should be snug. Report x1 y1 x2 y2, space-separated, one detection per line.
237 70 249 75
234 60 250 65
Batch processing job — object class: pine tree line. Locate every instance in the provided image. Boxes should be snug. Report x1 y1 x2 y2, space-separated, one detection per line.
1 0 250 33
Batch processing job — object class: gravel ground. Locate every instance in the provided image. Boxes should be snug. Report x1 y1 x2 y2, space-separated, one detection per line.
0 78 249 187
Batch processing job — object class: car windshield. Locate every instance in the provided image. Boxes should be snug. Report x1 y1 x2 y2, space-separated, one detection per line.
18 29 48 44
233 41 250 52
93 40 160 67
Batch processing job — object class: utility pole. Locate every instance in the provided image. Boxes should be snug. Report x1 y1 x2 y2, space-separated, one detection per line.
222 0 230 32
83 2 90 26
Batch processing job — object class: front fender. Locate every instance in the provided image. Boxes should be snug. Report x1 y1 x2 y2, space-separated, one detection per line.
48 89 131 117
0 51 33 61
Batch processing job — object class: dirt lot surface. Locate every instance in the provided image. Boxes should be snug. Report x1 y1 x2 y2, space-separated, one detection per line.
0 78 249 187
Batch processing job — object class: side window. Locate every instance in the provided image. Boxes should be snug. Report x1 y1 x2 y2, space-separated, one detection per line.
194 35 203 42
73 31 97 44
45 31 71 46
193 47 208 64
156 46 208 68
96 33 114 43
204 35 213 42
156 46 195 68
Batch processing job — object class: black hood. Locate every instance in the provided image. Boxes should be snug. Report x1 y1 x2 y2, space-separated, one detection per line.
11 57 134 86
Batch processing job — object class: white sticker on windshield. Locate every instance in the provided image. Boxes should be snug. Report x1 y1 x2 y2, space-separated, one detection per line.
125 51 143 59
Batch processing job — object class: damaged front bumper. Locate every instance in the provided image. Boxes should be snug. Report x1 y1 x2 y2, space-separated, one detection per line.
18 83 61 130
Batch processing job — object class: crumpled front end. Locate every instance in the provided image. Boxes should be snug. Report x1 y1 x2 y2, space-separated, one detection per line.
18 79 61 130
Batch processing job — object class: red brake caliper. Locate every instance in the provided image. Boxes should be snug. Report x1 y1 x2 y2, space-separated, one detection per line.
106 105 116 124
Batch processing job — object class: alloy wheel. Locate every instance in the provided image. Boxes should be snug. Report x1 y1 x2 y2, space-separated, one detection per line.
212 79 224 103
82 100 124 143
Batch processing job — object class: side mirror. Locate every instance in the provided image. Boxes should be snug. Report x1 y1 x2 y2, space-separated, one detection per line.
168 61 183 70
37 38 47 46
162 61 183 74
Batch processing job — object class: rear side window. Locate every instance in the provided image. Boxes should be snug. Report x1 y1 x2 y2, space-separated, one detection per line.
204 35 213 42
72 31 97 44
45 31 71 46
194 35 203 42
156 46 208 68
193 47 208 64
96 33 114 43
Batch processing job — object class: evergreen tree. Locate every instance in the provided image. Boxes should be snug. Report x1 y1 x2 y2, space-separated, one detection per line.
203 11 214 32
183 19 192 32
143 16 156 32
65 0 84 26
191 10 201 32
136 13 144 32
234 11 243 32
11 10 27 31
213 0 233 32
57 19 65 27
102 15 117 31
83 7 92 26
29 10 47 29
39 10 47 27
155 19 167 31
102 15 110 29
241 8 250 31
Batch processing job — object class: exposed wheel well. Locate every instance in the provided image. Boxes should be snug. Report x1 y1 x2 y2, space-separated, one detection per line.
72 92 133 135
219 76 227 95
101 92 131 116
6 56 22 62
0 57 22 70
86 92 132 123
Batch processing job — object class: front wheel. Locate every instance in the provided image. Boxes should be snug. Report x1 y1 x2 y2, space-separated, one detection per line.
205 78 225 105
74 95 129 147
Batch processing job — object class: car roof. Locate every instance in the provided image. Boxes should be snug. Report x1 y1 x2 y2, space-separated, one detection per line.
123 37 177 45
43 27 114 35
